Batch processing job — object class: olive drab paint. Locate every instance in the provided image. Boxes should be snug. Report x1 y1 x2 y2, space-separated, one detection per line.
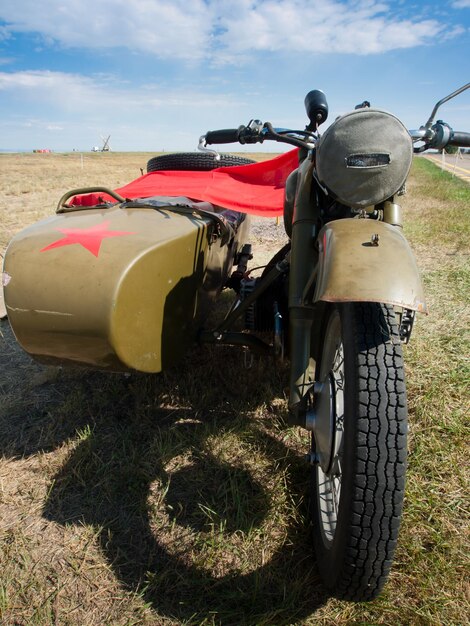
4 205 250 372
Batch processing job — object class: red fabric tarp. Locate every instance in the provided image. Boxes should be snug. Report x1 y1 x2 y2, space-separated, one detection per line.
71 149 299 217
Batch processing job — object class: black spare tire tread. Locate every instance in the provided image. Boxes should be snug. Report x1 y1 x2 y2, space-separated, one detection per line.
147 152 256 173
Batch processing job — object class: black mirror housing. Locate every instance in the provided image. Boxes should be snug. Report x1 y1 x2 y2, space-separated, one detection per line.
305 90 328 130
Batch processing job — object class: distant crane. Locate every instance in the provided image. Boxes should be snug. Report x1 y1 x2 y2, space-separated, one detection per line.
101 135 111 151
91 135 111 152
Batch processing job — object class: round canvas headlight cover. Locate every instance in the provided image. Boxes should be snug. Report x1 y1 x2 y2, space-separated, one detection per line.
315 108 412 208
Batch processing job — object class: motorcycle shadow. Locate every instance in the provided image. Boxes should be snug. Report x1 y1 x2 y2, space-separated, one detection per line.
1 319 327 623
0 319 95 457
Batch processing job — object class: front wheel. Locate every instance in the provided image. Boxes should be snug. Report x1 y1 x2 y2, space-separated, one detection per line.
311 302 407 601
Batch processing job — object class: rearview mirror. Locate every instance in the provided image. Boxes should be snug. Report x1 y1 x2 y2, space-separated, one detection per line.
304 89 328 130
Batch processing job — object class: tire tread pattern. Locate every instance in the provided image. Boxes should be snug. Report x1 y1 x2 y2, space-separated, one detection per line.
341 303 406 600
313 302 407 601
146 152 256 173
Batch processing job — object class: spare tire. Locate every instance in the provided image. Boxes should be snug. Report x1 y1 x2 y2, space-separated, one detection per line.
147 152 255 173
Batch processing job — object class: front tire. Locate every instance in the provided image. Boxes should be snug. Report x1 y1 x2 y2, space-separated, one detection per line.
311 302 407 601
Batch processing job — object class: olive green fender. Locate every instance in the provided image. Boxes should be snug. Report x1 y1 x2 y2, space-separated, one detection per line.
312 218 427 313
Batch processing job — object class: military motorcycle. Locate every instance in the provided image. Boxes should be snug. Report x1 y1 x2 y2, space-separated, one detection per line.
3 83 469 600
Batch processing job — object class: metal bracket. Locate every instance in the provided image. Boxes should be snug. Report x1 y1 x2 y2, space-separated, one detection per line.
197 135 221 160
399 308 415 344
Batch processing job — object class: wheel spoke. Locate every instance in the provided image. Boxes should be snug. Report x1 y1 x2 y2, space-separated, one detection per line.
331 478 339 518
313 310 345 546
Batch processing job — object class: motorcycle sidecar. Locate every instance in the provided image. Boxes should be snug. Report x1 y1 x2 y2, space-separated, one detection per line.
3 196 250 373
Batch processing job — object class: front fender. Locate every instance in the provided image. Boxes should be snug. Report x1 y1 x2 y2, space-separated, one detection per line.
313 218 427 313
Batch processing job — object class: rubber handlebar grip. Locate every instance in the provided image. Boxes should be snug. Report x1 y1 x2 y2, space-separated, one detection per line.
449 131 470 148
205 128 240 145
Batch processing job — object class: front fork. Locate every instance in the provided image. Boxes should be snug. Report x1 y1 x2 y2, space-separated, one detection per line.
287 157 321 427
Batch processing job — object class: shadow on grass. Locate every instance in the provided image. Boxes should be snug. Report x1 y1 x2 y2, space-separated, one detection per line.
0 318 326 624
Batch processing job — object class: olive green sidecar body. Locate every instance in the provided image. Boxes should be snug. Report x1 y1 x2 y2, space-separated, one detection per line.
3 198 250 373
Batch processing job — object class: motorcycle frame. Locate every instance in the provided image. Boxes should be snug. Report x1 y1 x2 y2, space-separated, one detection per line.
201 150 427 429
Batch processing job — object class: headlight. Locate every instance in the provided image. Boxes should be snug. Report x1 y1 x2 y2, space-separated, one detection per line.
315 108 412 208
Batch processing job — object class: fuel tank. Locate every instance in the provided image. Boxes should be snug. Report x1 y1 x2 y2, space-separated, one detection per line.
3 199 249 373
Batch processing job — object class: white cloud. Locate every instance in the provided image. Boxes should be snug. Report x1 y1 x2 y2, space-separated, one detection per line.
0 70 244 109
215 0 447 56
0 0 462 60
0 0 212 60
0 25 11 41
0 70 89 90
0 70 110 114
451 0 470 8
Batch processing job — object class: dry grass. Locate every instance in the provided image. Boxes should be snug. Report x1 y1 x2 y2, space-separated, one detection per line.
1 152 153 251
0 153 469 625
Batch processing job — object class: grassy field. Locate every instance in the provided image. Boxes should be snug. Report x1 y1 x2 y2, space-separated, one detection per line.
0 153 469 625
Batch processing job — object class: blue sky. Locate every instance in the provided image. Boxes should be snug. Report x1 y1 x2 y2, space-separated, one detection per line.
0 0 469 152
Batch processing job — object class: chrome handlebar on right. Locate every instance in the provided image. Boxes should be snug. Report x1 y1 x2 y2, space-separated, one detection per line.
410 122 470 153
410 82 470 152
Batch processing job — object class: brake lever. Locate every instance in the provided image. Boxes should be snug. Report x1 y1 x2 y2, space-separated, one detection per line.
263 122 316 149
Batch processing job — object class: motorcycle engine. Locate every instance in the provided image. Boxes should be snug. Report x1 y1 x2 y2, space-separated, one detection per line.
315 108 412 208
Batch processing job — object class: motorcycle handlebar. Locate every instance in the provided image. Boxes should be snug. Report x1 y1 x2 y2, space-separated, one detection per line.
203 121 469 151
204 128 242 145
411 124 470 152
449 131 470 148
